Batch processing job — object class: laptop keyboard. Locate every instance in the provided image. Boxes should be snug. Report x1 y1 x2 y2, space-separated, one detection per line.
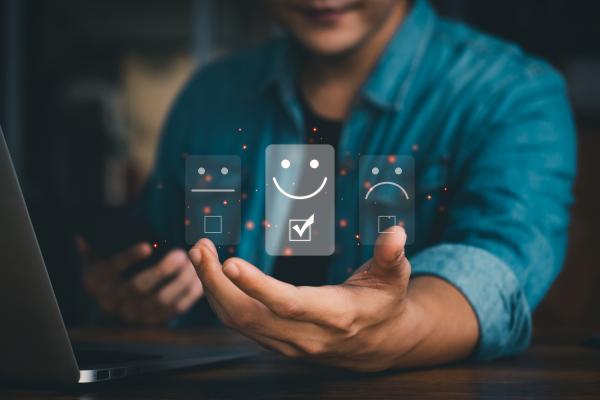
75 348 161 369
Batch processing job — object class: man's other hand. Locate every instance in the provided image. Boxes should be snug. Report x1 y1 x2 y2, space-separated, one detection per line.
77 236 203 325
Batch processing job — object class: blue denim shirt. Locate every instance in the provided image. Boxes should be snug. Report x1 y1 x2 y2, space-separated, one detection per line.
139 0 576 360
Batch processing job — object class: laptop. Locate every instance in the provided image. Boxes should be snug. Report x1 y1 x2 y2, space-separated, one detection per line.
0 126 251 384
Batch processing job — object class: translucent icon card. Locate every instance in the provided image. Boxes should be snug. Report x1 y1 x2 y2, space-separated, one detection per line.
185 155 241 245
265 144 334 256
358 155 414 245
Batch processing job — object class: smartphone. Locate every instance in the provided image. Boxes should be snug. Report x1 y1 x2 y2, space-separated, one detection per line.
78 207 172 279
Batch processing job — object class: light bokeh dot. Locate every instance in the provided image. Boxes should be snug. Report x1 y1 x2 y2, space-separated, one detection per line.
371 167 380 175
310 159 319 169
281 159 291 169
395 167 402 175
198 167 206 175
221 167 229 175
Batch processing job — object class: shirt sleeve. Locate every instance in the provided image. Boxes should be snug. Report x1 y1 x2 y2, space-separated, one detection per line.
411 63 577 360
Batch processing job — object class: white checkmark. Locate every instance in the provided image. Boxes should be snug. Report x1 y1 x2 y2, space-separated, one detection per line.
292 213 315 238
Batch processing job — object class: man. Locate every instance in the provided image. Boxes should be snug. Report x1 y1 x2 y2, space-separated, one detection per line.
80 0 576 371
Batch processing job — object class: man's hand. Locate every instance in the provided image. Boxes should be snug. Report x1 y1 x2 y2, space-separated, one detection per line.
77 237 203 325
189 226 478 371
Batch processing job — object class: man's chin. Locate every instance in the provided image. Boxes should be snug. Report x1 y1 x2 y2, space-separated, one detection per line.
298 36 366 59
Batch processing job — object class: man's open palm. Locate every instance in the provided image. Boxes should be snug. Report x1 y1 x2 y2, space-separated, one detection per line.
189 226 419 371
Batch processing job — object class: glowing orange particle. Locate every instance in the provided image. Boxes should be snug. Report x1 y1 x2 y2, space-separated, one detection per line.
223 200 228 206
245 220 255 230
184 218 191 226
340 168 347 176
355 233 360 240
426 194 432 200
152 242 158 249
283 247 293 256
312 127 318 133
204 174 213 183
203 206 211 215
242 144 248 151
339 219 348 228
363 180 372 189
387 155 397 164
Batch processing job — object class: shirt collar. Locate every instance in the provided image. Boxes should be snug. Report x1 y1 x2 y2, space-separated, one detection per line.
361 0 437 111
261 0 438 112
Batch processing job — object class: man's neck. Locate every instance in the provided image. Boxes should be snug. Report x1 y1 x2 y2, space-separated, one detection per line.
300 2 409 121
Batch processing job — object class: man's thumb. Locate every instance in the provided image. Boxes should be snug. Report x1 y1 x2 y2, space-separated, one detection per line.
372 225 407 272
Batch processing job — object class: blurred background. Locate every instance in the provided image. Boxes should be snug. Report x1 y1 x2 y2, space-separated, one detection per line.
0 0 598 328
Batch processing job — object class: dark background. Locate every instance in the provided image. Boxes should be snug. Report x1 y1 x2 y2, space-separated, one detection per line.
0 0 598 328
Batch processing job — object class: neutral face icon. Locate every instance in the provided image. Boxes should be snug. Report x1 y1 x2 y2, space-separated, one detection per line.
185 155 241 245
192 165 235 193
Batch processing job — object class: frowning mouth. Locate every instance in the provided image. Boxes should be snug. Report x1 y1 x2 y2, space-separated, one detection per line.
273 177 328 200
364 181 409 200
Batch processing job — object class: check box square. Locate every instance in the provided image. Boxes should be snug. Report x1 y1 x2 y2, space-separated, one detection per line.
378 216 396 233
289 217 313 242
204 215 223 234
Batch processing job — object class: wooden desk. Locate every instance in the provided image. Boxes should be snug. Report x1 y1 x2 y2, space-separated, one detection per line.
1 326 598 399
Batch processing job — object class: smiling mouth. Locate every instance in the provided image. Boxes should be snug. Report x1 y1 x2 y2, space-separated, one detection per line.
272 177 328 200
291 0 360 24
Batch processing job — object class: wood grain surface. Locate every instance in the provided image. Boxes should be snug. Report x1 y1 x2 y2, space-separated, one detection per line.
0 326 598 399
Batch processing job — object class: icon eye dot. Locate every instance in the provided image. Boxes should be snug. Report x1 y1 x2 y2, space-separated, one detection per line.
395 167 402 175
371 167 380 175
198 167 206 175
221 167 229 175
310 159 319 169
281 159 291 169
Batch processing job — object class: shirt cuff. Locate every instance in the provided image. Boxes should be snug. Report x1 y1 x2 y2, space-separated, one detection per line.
410 244 532 360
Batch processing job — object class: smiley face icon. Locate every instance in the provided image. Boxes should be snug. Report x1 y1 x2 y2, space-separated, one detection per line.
266 144 334 256
272 157 328 200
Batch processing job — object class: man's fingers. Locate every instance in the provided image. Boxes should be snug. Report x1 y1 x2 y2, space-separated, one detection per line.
108 242 152 273
189 239 254 316
223 257 357 329
155 263 201 308
171 279 204 315
74 234 95 265
222 257 304 317
130 249 188 294
372 225 408 272
189 240 324 339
